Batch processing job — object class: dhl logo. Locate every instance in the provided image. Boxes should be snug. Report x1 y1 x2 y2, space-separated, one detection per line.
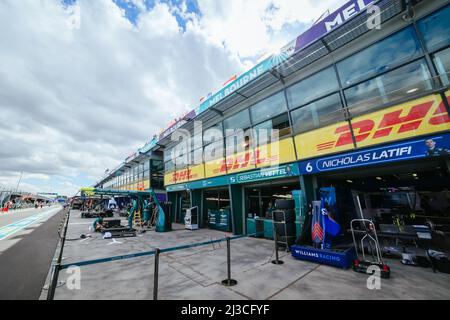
216 149 279 174
172 169 194 182
316 98 450 151
137 182 145 191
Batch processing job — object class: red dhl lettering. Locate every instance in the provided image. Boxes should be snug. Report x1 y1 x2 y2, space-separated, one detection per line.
429 101 450 125
315 99 449 151
373 102 433 138
172 169 193 182
218 149 278 173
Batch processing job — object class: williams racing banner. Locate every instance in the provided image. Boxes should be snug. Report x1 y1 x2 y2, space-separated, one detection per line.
299 133 450 175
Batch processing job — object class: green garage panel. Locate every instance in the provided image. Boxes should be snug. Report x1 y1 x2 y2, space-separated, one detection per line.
295 221 302 239
292 190 306 238
246 218 264 237
229 184 244 235
264 219 274 239
300 175 316 206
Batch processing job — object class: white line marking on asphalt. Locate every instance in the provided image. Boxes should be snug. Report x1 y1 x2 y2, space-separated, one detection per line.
0 207 61 240
107 238 123 245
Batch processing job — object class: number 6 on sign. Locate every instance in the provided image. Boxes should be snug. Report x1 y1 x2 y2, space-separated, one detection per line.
306 162 313 173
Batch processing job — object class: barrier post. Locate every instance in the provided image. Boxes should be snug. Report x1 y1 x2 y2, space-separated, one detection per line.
221 237 237 287
271 231 284 265
153 248 160 300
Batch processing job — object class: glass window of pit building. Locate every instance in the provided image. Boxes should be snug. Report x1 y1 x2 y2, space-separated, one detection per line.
337 25 435 117
223 109 251 136
286 66 343 133
164 159 175 172
417 4 450 86
286 66 339 110
336 26 423 87
188 135 204 166
203 123 225 163
250 91 287 124
151 159 164 189
252 113 291 147
203 123 223 146
344 59 433 116
434 47 450 85
250 91 291 143
223 109 253 156
417 4 450 53
290 93 345 134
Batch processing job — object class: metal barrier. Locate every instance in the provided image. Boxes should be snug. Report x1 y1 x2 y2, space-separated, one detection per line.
46 207 71 300
47 232 255 300
153 248 160 300
221 237 238 287
271 232 284 265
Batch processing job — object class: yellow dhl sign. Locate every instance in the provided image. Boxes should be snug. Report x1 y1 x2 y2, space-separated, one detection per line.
164 167 198 185
171 167 191 184
205 157 225 179
205 138 297 177
166 138 297 184
257 138 297 167
188 164 205 181
135 180 149 191
296 93 450 159
164 170 177 186
164 92 450 186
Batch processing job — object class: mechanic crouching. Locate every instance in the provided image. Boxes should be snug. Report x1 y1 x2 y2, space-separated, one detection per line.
93 217 106 232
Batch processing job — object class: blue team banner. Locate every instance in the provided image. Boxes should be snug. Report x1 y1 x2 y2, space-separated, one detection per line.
299 133 450 175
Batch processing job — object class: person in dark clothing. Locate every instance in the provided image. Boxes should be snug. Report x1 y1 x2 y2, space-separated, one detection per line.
425 139 450 157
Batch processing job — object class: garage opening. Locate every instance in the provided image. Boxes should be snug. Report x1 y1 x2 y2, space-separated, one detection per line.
243 178 303 240
203 188 232 232
317 158 450 251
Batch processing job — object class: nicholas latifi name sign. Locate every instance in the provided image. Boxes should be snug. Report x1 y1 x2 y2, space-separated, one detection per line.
299 133 450 175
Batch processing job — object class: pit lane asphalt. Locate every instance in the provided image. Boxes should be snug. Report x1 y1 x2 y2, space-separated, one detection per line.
0 206 64 300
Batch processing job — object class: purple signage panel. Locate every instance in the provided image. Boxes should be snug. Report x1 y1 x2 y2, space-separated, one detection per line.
295 0 375 53
159 109 197 140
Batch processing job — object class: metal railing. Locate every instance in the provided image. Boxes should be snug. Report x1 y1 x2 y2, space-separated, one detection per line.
46 207 71 300
45 230 286 300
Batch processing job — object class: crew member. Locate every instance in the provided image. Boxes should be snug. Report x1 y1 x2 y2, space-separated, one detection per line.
266 201 275 219
93 217 106 232
127 199 137 228
143 198 152 226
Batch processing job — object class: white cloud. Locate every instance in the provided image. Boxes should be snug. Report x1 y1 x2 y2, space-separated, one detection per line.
0 0 347 196
195 0 346 62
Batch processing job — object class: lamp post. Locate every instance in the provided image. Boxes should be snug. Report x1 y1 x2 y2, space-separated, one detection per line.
15 171 23 193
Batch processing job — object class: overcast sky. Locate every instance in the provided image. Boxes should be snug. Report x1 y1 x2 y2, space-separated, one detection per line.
0 0 345 196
